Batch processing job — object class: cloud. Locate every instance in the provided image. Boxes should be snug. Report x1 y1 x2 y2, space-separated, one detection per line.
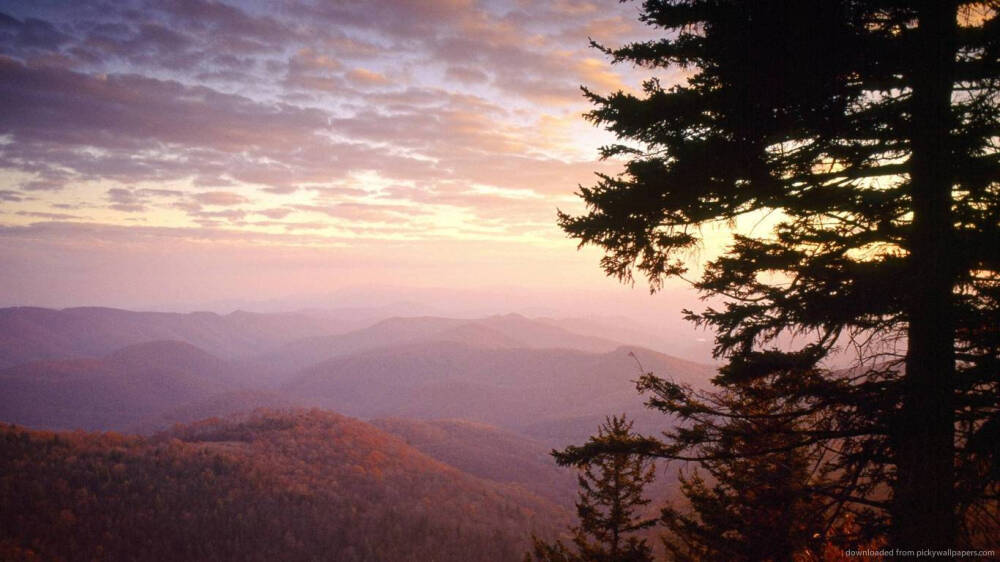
0 0 653 274
187 207 248 225
19 178 67 191
104 186 189 212
15 210 81 220
0 57 327 152
0 189 25 202
293 201 431 222
256 207 294 219
192 191 250 206
106 187 147 212
445 65 489 83
0 12 72 50
289 47 342 73
284 47 348 92
346 68 390 86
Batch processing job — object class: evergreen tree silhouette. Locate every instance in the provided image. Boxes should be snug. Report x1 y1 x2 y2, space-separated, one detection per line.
560 0 1000 549
528 416 656 562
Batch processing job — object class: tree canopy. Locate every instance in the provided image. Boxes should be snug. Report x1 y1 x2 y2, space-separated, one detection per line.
560 0 999 550
529 416 657 562
656 370 830 561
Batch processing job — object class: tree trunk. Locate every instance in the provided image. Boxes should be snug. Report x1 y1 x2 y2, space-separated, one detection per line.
893 0 959 550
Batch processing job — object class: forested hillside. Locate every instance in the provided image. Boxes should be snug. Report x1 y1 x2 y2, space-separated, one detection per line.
371 418 578 505
0 409 568 562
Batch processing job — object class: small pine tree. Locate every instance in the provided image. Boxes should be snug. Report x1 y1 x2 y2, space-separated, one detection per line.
528 416 657 562
658 374 830 562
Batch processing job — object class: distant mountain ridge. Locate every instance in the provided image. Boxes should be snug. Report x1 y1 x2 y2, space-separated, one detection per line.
251 313 626 380
0 340 243 431
0 306 350 368
535 315 718 364
0 306 719 446
282 341 714 443
0 306 653 373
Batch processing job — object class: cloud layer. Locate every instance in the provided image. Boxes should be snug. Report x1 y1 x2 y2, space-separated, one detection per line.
0 0 667 307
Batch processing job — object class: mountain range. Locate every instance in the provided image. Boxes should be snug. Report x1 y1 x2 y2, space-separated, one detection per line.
0 306 345 368
0 306 715 440
0 305 717 559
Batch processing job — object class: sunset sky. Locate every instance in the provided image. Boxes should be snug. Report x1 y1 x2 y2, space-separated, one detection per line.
0 0 714 319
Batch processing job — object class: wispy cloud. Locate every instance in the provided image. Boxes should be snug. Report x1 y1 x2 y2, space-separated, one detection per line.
0 0 663 306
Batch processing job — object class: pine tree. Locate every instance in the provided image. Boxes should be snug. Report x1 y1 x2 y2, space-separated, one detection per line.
528 416 657 562
656 368 833 562
559 0 1000 549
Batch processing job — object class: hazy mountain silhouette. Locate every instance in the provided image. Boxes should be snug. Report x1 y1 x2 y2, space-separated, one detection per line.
0 307 717 445
0 340 243 430
0 306 351 368
282 342 714 442
252 313 625 382
535 315 718 364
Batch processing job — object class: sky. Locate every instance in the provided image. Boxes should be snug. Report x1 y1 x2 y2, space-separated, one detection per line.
0 0 713 320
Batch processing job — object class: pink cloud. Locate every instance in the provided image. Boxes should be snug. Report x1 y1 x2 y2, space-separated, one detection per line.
0 0 667 308
192 191 250 206
346 68 390 86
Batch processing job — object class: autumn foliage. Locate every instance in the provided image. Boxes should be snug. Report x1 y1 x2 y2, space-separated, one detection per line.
0 409 567 562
